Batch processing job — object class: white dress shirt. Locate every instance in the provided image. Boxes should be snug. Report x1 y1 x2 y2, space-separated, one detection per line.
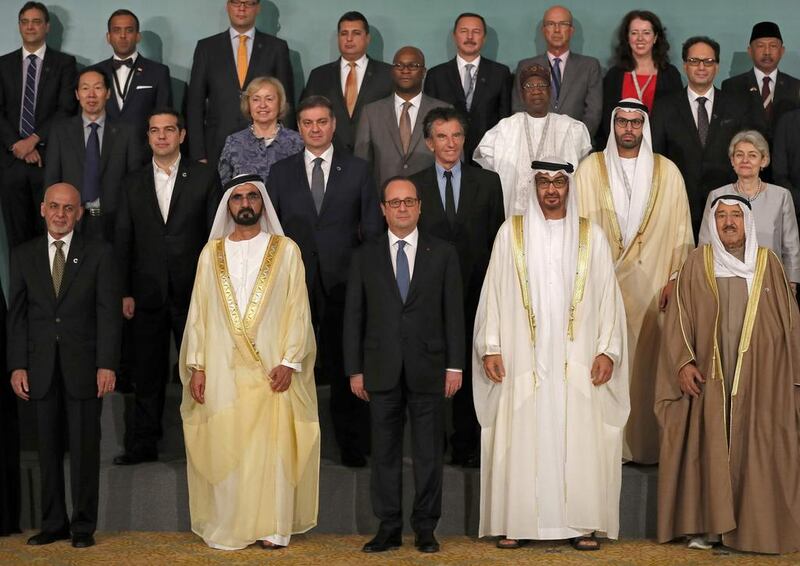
304 145 334 192
547 50 570 73
754 67 778 106
20 44 46 119
340 54 367 95
394 92 423 131
153 154 181 222
388 227 418 279
456 54 480 89
48 230 73 273
111 51 139 109
229 27 255 64
687 86 715 127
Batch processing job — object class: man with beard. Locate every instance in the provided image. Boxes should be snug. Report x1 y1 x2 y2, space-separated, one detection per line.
179 174 320 550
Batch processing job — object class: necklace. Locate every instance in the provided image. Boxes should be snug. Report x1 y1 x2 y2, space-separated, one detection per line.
630 71 655 103
523 112 551 163
733 178 763 202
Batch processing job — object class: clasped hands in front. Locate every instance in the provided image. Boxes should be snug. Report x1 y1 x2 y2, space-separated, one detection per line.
481 353 614 385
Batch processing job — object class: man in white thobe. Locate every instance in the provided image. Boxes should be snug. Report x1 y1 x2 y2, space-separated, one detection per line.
473 158 629 550
474 65 592 216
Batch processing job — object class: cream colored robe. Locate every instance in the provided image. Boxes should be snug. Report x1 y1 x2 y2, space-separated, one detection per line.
179 235 320 550
575 152 693 464
473 217 630 540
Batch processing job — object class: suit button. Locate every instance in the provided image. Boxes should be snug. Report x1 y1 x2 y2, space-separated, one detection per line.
403 164 409 169
55 335 60 342
55 318 61 323
311 251 317 257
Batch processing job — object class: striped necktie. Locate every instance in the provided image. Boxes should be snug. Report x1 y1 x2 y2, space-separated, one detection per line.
20 54 38 138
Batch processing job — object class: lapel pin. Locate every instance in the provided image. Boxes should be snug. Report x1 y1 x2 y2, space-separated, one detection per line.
73 258 79 264
136 67 143 73
182 172 188 178
336 166 342 171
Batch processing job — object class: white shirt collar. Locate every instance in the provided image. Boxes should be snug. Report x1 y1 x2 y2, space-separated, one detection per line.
229 27 256 40
48 231 74 248
388 227 419 248
304 144 334 165
340 54 368 70
22 44 46 60
687 86 715 103
153 154 181 176
82 113 106 127
456 54 481 71
546 50 570 65
753 67 778 85
113 51 139 63
394 91 423 109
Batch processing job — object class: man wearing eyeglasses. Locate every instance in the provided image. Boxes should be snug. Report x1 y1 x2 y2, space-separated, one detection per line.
575 98 693 464
510 5 602 138
354 46 451 187
652 36 758 237
344 176 464 554
186 0 294 167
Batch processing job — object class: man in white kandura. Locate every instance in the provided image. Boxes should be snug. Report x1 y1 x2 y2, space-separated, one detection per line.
473 64 592 216
180 173 320 551
473 158 629 551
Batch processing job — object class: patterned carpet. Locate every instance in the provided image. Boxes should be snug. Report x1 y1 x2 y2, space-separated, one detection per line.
0 532 796 565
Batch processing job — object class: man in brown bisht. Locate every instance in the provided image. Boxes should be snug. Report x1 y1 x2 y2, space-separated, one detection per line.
656 194 800 554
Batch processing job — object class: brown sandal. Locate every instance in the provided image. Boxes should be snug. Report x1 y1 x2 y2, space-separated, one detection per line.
258 540 285 549
496 537 527 549
570 533 600 551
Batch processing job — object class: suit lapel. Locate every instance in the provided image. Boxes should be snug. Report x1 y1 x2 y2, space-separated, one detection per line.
557 55 573 104
328 60 347 109
318 151 342 218
706 87 725 149
9 51 22 119
293 153 319 215
245 32 266 87
678 88 703 149
147 163 166 226
406 231 429 303
421 166 446 220
218 32 240 89
100 120 117 174
446 59 466 106
124 57 147 110
165 160 189 224
382 98 405 157
57 233 85 303
457 165 478 221
37 49 53 100
71 117 86 170
380 233 403 304
35 237 55 304
101 59 123 116
407 96 429 155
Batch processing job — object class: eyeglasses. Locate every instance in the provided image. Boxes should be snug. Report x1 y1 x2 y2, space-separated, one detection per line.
535 177 568 189
229 0 259 8
543 21 572 29
685 57 718 67
393 63 424 71
614 117 645 129
229 192 262 203
383 197 420 208
523 82 549 91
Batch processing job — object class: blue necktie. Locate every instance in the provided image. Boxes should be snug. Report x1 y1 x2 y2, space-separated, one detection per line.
20 54 37 137
396 240 409 302
82 122 101 203
551 57 562 102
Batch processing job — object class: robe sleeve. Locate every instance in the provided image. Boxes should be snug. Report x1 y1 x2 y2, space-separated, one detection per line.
277 241 314 369
181 243 213 377
572 121 593 162
779 189 800 283
473 124 500 171
665 161 695 276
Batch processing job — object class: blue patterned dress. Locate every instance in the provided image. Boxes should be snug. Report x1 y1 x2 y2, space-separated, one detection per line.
218 125 304 185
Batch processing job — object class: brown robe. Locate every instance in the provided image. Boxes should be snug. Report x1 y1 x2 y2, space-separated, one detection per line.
656 245 800 554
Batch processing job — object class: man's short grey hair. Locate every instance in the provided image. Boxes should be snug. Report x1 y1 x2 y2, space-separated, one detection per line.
728 129 770 161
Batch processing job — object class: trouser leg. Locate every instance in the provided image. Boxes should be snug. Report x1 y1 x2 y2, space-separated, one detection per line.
369 381 405 532
65 390 102 535
34 372 68 533
407 384 444 534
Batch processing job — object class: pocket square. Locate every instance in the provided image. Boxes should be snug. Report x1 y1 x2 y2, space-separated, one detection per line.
136 85 154 90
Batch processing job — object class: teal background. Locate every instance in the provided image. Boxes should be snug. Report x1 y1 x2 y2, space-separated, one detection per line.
2 0 799 106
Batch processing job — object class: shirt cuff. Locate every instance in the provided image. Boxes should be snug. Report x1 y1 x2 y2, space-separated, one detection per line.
281 359 302 372
446 368 462 373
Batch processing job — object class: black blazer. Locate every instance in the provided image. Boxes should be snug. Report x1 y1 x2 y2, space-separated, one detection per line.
597 63 683 148
44 115 144 216
186 29 294 164
411 164 504 316
651 87 755 232
7 233 122 400
94 55 172 142
343 231 464 393
423 57 511 162
301 58 393 154
267 149 383 299
115 159 221 311
772 108 800 211
0 47 77 167
721 69 800 137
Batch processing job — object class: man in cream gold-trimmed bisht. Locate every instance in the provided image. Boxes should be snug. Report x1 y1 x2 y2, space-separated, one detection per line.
179 174 320 550
473 158 629 550
575 99 693 464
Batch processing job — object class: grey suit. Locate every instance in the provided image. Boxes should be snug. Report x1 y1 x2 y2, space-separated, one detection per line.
354 94 451 187
511 52 602 137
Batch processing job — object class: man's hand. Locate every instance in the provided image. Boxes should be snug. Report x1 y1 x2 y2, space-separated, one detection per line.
268 364 293 392
122 297 135 319
444 370 462 398
679 362 705 398
23 148 42 167
659 279 676 311
591 354 614 385
11 135 38 160
483 354 505 383
350 373 369 401
11 369 30 401
96 368 116 398
190 370 206 404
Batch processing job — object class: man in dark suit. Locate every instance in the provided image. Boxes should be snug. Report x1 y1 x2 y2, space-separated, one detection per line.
511 5 602 138
0 2 77 248
113 109 221 465
354 46 450 187
721 21 800 141
186 0 294 167
344 177 464 554
8 183 122 548
301 11 393 155
94 9 172 148
45 67 143 241
773 108 800 210
424 13 511 165
652 36 755 236
268 95 383 467
410 107 503 467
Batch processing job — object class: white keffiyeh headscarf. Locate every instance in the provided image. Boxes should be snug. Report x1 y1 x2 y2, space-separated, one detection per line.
707 195 758 293
208 174 283 240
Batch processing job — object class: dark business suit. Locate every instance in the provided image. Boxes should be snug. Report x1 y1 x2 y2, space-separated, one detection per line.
343 230 464 534
411 164 504 462
302 58 393 154
268 149 382 463
0 47 77 247
423 57 511 163
721 68 800 139
773 108 800 212
7 233 121 537
115 159 221 457
44 115 144 240
186 29 294 166
651 87 755 236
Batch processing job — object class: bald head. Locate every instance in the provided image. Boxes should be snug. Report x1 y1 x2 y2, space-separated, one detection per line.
394 46 425 66
392 46 426 97
42 183 83 238
541 5 574 54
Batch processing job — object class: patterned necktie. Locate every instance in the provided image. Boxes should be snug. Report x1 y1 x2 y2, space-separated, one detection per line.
20 54 37 138
237 34 249 88
551 57 562 102
444 170 456 229
344 61 358 117
761 75 773 121
82 122 101 203
399 101 412 155
696 96 709 148
396 240 410 302
463 63 475 111
52 240 65 295
310 157 325 213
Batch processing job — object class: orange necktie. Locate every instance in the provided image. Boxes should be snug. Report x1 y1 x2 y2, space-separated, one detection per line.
237 35 248 88
344 61 358 117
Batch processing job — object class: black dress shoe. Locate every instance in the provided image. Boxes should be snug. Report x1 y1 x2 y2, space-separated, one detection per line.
414 531 440 553
72 533 95 548
113 451 157 465
362 530 402 552
27 530 70 545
